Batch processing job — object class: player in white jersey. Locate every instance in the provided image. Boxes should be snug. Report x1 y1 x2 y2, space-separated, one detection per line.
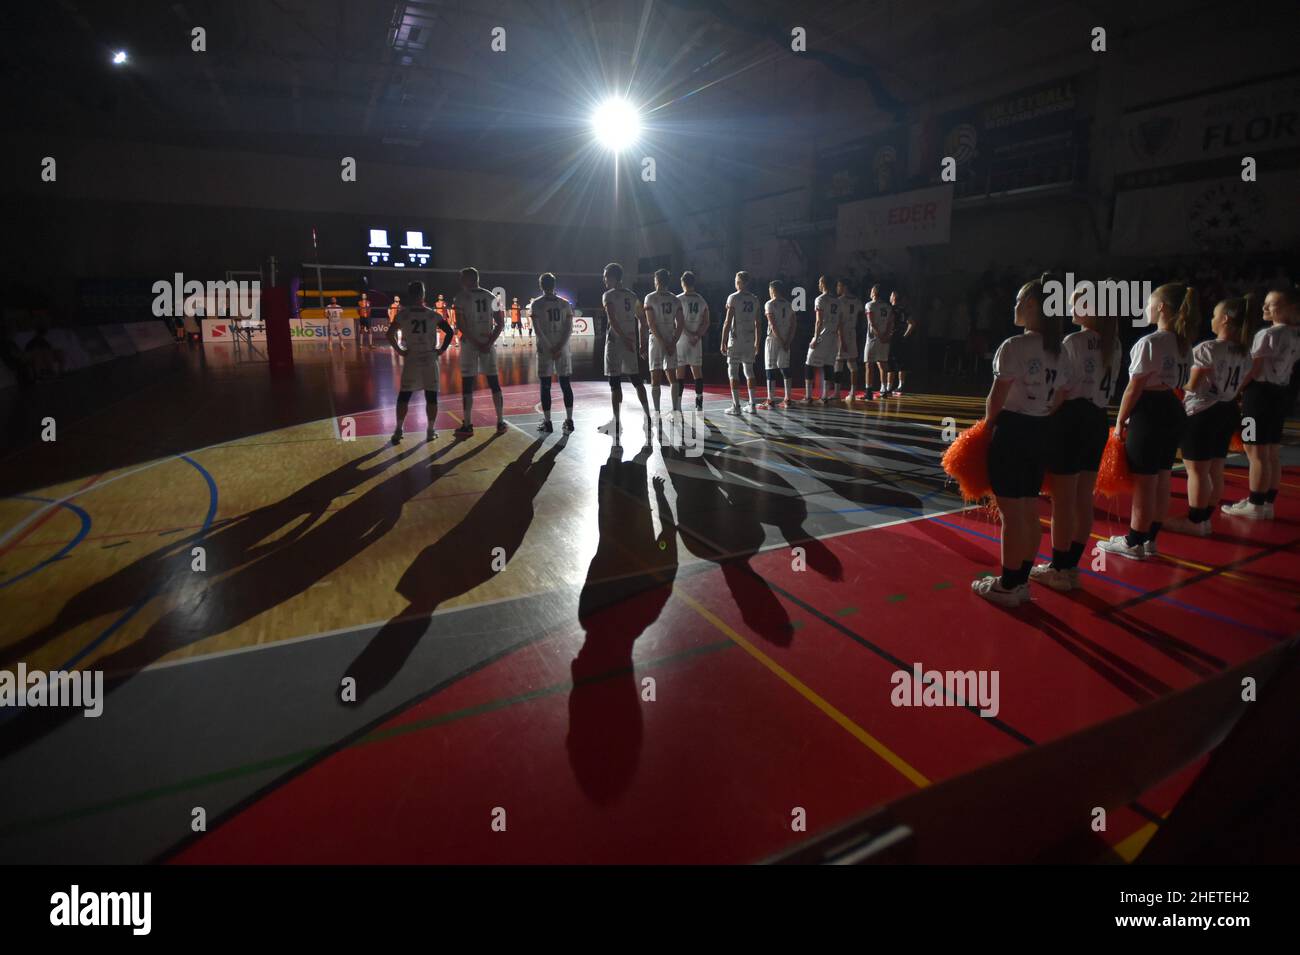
1222 286 1300 520
720 271 761 415
1157 295 1256 536
600 262 651 444
972 275 1067 607
863 285 892 398
452 267 507 437
643 269 685 414
674 271 710 411
831 279 862 402
324 297 344 350
1032 285 1120 592
1100 283 1200 561
529 272 575 434
387 281 454 444
758 280 795 409
804 275 843 403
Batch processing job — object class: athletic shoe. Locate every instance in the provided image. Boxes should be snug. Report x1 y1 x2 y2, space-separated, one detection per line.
724 405 742 416
454 425 474 438
496 420 508 434
1220 499 1271 520
1098 535 1147 561
820 396 832 405
390 427 403 446
1144 539 1158 557
562 419 575 433
970 576 1030 606
695 397 704 411
746 403 757 414
1029 564 1076 592
1162 515 1211 537
426 428 437 442
756 401 773 411
538 420 554 433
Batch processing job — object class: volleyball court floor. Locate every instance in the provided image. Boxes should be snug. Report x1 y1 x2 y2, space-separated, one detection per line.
0 338 1296 863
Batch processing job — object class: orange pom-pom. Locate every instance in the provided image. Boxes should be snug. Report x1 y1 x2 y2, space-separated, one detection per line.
1229 430 1244 453
1095 431 1132 497
941 418 993 501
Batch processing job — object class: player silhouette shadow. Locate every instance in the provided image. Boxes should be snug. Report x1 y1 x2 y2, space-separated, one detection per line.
2 443 425 670
567 444 677 805
342 435 568 704
664 425 795 648
0 437 495 758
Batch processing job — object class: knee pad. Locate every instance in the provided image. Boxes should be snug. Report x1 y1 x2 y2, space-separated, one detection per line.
487 375 502 395
559 377 574 403
609 376 623 393
397 390 413 402
424 390 438 405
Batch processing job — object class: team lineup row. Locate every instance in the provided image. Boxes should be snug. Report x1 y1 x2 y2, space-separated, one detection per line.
968 276 1299 607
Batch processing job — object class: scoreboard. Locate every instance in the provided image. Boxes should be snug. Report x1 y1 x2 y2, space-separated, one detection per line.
366 227 432 267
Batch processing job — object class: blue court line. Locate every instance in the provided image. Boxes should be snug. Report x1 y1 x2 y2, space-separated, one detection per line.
57 454 219 673
0 496 93 590
928 516 1287 640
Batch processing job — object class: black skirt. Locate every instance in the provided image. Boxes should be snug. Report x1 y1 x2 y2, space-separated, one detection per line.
989 409 1050 498
1125 389 1186 474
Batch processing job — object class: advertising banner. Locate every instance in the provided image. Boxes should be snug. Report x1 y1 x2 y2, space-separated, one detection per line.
836 184 954 251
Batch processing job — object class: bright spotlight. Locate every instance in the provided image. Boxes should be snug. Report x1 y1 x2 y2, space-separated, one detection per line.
591 98 641 152
112 50 129 65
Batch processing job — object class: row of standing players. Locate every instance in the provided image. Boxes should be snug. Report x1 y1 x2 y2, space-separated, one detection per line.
972 278 1300 607
380 264 918 444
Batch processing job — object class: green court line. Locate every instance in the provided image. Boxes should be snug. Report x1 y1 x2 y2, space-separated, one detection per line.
834 606 858 617
886 594 906 602
0 638 734 838
932 581 952 591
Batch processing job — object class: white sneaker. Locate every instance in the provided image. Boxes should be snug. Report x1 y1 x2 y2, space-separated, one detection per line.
746 402 757 414
1163 516 1211 537
724 405 742 416
1144 539 1158 557
971 576 1030 606
1098 535 1147 561
1220 499 1271 520
1029 563 1075 592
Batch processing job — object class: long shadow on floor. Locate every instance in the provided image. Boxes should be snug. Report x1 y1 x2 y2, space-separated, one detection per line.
567 444 678 804
342 435 568 704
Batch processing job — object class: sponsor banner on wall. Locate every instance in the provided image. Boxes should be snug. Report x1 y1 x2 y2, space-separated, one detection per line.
1111 172 1299 256
569 313 596 337
203 319 268 342
919 76 1084 196
291 318 355 341
100 324 138 357
123 320 176 351
836 184 954 251
1117 73 1300 175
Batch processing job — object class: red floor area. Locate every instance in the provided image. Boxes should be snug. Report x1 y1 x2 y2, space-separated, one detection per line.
173 469 1296 864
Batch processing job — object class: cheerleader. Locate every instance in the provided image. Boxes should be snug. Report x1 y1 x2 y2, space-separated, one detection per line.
972 274 1067 606
803 275 843 404
1221 287 1300 520
1031 285 1120 591
1099 284 1199 560
1161 296 1257 534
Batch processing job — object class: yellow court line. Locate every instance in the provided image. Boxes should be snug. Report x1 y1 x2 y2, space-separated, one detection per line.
1111 817 1165 863
675 589 932 789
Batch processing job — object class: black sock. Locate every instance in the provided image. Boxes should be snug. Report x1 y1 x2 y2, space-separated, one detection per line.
1188 505 1212 523
1249 490 1267 505
1148 521 1162 543
999 566 1019 590
1265 489 1278 503
1124 528 1149 548
1049 548 1070 571
695 380 705 399
1067 540 1086 568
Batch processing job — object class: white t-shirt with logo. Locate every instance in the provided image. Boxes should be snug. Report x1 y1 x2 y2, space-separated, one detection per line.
1061 328 1120 409
865 300 893 342
1184 339 1252 416
1251 323 1300 386
726 291 760 358
993 332 1065 417
454 288 499 342
1129 329 1188 390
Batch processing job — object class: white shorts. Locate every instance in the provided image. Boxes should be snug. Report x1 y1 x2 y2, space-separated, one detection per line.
765 337 790 370
604 339 640 378
865 340 891 363
648 336 678 371
399 354 441 392
537 345 572 378
727 357 755 380
837 329 858 363
328 319 342 338
676 334 703 368
807 339 836 368
460 342 499 378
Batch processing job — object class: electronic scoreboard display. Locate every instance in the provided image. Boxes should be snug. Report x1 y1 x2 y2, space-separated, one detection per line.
366 227 432 267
